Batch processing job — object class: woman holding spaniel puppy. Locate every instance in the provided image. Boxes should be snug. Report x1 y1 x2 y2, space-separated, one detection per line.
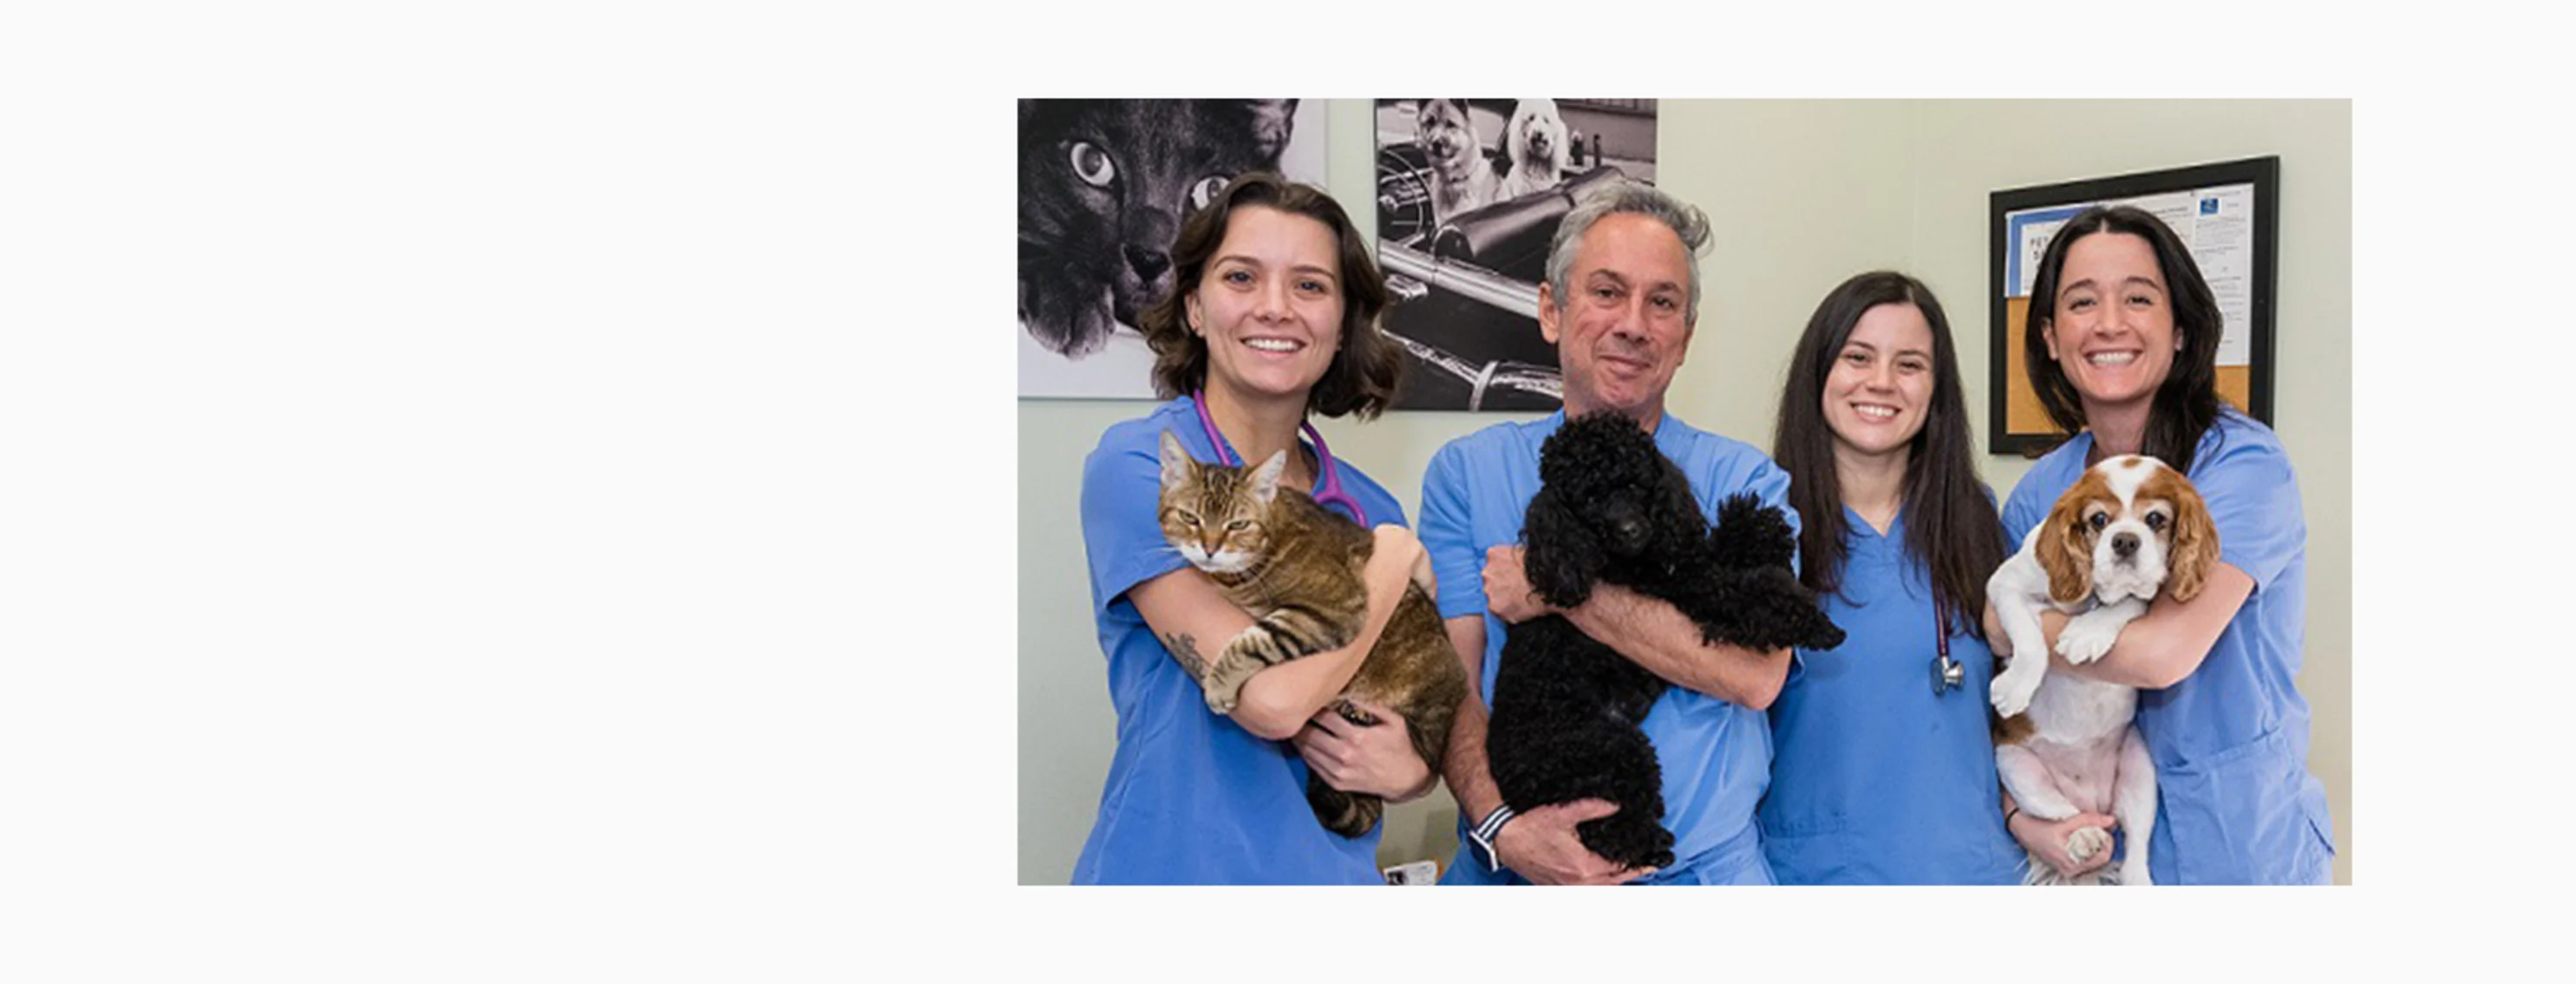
1992 205 2333 884
1758 272 2029 884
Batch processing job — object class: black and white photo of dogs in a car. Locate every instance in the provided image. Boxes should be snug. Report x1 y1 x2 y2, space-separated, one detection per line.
1486 412 1847 870
1988 454 2219 885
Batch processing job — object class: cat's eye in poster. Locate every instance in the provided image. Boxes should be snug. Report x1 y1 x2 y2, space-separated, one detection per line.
1017 100 1328 401
1374 99 1659 411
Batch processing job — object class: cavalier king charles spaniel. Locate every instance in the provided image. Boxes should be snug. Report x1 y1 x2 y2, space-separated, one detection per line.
1987 454 2218 885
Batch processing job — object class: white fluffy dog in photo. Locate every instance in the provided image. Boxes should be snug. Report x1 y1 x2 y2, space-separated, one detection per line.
1496 98 1571 200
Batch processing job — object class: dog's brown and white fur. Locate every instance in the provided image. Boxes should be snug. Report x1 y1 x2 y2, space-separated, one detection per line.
1495 98 1571 200
1415 98 1500 226
1987 455 2218 885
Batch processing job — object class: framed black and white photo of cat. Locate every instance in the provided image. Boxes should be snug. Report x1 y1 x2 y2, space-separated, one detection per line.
1373 99 1660 411
1017 99 1328 401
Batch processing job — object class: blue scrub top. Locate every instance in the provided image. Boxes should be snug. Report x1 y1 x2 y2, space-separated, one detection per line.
1418 410 1792 885
2000 411 2335 884
1761 506 2024 884
1071 397 1410 884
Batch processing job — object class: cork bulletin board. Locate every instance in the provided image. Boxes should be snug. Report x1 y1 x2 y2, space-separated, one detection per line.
1988 156 2280 456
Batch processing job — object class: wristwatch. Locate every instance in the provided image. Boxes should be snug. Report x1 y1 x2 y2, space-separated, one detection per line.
1468 804 1517 872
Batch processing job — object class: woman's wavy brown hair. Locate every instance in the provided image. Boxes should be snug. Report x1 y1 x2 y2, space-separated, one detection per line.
1137 172 1403 419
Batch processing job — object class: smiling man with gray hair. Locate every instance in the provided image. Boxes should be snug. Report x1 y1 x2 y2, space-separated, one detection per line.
1417 178 1800 885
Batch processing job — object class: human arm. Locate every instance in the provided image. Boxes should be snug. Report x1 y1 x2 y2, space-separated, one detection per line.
1435 614 1651 885
1483 545 1793 709
1128 525 1426 740
2016 562 2254 690
1991 422 2295 692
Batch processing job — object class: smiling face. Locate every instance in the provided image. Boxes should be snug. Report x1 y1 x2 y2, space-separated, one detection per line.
1822 301 1935 464
2043 232 2181 417
1184 205 1345 408
1540 212 1695 424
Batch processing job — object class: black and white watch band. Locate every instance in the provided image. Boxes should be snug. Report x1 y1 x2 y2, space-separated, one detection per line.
1468 804 1517 872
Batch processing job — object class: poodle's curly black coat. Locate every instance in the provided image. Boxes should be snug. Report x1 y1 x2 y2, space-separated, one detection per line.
1487 412 1847 871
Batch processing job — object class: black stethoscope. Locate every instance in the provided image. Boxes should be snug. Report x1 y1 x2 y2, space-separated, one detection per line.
1931 597 1966 695
1191 390 1369 527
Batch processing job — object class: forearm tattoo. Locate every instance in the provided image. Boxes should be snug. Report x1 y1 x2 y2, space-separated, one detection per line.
1162 631 1208 682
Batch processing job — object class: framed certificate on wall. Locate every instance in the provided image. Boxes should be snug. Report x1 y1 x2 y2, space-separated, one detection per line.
1988 156 2280 456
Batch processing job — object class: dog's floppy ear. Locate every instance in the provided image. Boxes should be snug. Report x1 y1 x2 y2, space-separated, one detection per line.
1653 458 1706 548
1520 487 1602 609
2163 473 2221 603
2039 486 2096 604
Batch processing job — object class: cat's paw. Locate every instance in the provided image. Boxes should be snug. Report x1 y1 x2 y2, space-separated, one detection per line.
1330 699 1379 726
1199 657 1258 715
1202 685 1241 715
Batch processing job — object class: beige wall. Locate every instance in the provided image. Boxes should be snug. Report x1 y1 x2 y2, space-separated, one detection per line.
1018 99 2350 885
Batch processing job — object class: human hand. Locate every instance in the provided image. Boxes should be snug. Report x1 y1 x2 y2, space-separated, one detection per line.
1294 700 1433 801
1481 545 1555 624
1494 799 1655 885
2009 810 2118 881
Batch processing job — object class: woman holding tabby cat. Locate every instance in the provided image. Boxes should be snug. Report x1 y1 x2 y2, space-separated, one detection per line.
1072 173 1442 884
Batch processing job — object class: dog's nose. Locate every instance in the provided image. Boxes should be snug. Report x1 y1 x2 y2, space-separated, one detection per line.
1617 517 1644 547
2111 532 2138 558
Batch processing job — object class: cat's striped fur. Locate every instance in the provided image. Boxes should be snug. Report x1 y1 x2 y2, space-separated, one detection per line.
1157 430 1468 838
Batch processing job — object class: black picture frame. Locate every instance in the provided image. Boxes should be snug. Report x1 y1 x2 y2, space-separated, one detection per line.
1987 155 2280 456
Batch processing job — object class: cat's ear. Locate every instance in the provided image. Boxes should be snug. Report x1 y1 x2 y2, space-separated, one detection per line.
1247 449 1288 506
1245 100 1297 161
1159 430 1190 489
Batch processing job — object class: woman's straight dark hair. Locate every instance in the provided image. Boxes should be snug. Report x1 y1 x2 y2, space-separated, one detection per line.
1772 271 2004 636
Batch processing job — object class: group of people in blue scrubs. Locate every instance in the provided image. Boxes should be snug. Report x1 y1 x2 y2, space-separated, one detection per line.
1070 172 2334 885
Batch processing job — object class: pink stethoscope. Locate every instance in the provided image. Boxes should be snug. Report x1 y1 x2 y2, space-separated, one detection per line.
1193 390 1368 527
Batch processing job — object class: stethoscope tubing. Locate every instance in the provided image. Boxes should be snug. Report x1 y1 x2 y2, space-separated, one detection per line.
1191 390 1368 527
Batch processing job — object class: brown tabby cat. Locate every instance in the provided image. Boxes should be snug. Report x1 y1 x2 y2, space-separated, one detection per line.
1156 430 1468 838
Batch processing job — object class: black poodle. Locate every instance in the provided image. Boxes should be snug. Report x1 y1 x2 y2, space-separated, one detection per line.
1486 411 1847 871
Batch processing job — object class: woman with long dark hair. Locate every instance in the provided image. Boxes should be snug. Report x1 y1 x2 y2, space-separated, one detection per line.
1759 271 2031 883
1991 205 2332 884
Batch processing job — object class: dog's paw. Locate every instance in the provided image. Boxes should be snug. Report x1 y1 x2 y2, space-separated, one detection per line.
1990 668 2039 718
2055 613 2122 665
2066 825 2111 865
2116 858 2152 887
